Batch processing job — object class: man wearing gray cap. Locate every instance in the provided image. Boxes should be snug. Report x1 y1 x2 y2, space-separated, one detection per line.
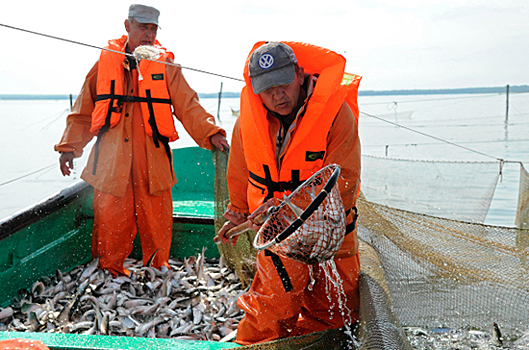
216 41 362 344
55 4 228 277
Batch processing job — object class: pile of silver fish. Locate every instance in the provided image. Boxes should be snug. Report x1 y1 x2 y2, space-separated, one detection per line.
0 249 246 341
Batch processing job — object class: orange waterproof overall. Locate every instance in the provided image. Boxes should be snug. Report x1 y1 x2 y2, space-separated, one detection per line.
233 41 362 344
55 36 224 277
91 38 175 276
92 66 173 276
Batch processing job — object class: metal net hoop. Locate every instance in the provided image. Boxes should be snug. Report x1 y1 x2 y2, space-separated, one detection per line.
253 164 346 264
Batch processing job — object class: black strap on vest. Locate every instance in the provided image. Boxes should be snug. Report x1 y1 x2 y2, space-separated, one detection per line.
95 94 172 105
249 165 303 201
265 250 293 292
92 80 118 175
92 85 172 174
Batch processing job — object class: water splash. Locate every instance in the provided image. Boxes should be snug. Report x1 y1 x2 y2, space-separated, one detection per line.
319 259 358 348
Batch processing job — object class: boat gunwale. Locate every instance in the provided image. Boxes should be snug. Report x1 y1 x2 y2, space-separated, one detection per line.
0 181 91 241
0 181 215 241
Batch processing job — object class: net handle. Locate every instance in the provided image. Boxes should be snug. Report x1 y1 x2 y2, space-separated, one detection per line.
224 211 269 239
253 165 341 251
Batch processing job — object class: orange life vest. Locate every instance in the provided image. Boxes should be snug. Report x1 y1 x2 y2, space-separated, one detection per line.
90 35 178 142
240 41 361 213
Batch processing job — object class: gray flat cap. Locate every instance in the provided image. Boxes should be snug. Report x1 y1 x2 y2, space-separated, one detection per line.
129 4 160 25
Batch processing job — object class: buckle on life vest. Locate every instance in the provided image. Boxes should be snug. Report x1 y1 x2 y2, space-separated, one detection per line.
111 106 122 113
248 167 303 195
121 95 135 103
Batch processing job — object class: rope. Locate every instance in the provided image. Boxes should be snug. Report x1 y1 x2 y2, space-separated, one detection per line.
360 111 523 165
361 90 529 106
0 164 56 188
361 93 501 106
362 138 529 148
0 23 245 83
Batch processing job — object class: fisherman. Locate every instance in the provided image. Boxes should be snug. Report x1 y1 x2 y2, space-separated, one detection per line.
216 41 362 344
55 4 228 277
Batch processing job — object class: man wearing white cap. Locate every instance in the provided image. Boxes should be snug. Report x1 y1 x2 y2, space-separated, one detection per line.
217 41 362 344
55 4 228 276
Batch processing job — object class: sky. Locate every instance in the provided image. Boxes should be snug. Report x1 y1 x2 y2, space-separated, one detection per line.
0 0 528 95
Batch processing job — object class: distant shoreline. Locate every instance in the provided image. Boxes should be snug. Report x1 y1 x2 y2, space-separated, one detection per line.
1 85 527 100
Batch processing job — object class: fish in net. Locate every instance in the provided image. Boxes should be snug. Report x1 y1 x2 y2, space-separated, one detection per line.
252 164 346 265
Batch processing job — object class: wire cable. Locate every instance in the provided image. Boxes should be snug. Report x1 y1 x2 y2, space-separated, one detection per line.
361 93 501 106
0 164 56 188
360 111 523 165
0 23 245 82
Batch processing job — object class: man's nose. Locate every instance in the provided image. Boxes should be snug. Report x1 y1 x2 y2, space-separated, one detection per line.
273 87 285 99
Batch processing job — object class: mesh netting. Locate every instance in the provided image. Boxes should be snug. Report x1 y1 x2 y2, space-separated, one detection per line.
361 155 501 223
213 149 257 288
516 163 529 229
213 153 411 348
234 327 355 350
357 196 529 339
356 241 414 350
254 164 345 264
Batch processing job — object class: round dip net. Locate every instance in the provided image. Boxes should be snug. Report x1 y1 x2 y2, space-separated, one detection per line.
252 164 346 265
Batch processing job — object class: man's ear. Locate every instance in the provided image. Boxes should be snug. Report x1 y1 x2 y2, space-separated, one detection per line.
298 66 305 85
124 19 130 33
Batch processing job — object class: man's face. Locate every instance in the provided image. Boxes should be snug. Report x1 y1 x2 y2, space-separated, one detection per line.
258 67 304 116
125 18 158 52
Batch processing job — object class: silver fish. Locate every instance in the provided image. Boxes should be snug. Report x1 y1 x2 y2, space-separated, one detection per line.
100 312 109 335
28 311 42 331
6 253 247 340
493 322 503 347
80 258 100 281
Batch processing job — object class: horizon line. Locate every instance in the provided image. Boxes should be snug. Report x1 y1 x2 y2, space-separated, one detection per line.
1 84 527 100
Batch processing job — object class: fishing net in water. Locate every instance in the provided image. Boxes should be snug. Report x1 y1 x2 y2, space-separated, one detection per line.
234 326 355 350
213 148 257 288
516 163 529 229
357 195 529 341
358 157 529 341
361 155 502 223
253 164 345 265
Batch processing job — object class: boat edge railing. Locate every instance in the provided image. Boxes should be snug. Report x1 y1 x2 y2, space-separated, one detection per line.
0 180 91 240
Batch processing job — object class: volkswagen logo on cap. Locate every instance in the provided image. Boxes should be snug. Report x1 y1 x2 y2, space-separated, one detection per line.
259 53 274 69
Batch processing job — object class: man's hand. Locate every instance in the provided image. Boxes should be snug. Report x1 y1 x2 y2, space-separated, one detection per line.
247 197 280 232
214 221 239 246
59 152 75 176
210 132 229 152
213 210 249 246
